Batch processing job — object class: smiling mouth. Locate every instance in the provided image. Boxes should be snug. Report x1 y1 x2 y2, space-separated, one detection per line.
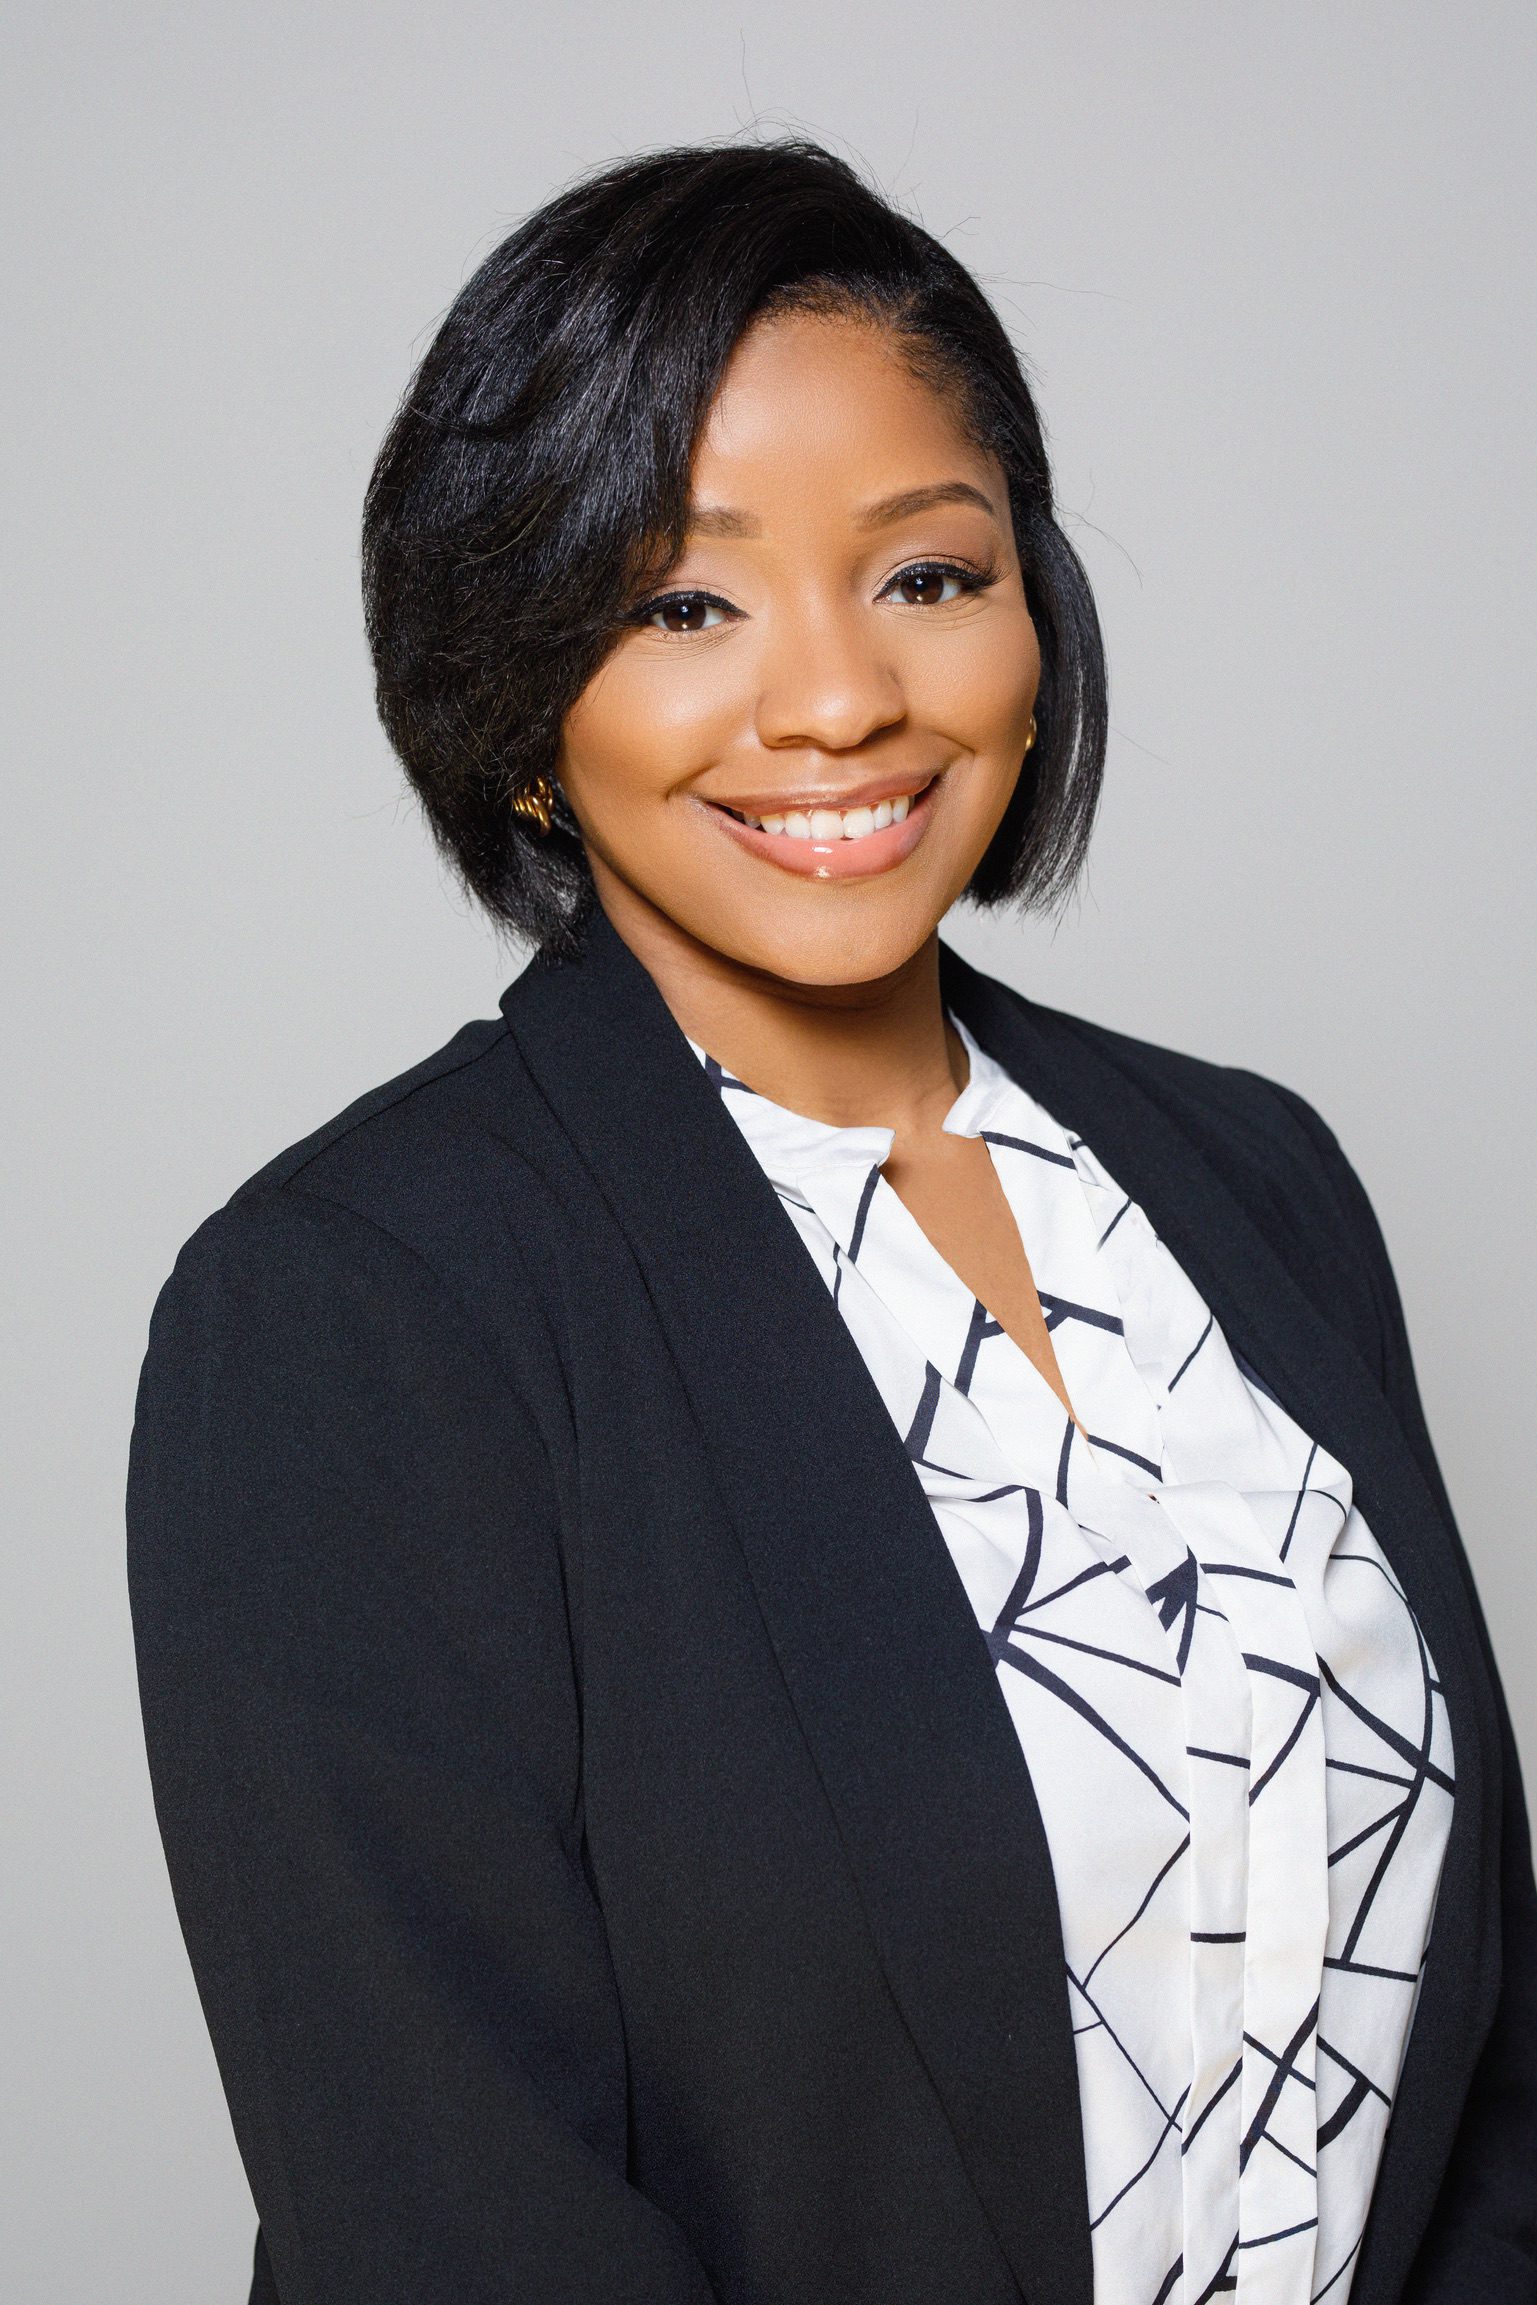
709 774 938 845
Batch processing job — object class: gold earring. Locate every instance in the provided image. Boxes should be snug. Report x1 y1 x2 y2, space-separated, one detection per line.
1024 713 1038 754
510 772 556 835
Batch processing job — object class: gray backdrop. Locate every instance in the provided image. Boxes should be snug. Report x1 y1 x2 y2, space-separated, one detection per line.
6 6 1534 2299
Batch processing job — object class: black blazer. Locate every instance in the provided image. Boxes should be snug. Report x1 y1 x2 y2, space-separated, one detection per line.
128 903 1537 2305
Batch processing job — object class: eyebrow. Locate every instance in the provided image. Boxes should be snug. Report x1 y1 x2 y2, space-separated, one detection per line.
856 480 1000 528
688 505 762 538
686 479 1000 542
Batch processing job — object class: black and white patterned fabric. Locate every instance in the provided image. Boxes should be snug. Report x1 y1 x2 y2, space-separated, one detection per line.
689 1013 1454 2305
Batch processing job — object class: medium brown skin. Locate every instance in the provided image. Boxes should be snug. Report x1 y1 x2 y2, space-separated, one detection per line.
558 309 1082 1426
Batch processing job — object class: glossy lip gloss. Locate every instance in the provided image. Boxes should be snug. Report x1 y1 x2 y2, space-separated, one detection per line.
697 773 942 881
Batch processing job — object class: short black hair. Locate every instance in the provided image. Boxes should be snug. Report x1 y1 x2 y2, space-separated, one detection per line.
363 139 1107 954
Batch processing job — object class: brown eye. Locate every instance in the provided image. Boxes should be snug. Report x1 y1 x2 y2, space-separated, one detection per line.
896 568 950 606
885 562 981 608
646 593 729 633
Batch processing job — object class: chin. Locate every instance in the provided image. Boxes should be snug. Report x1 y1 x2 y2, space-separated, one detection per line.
726 907 942 992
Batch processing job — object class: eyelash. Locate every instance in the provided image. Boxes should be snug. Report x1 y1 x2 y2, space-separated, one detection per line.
882 556 1000 606
633 556 1001 633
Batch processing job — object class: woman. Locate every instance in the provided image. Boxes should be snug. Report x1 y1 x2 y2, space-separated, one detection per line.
127 141 1535 2305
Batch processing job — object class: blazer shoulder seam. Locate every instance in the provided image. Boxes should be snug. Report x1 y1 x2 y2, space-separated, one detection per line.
234 1017 518 1200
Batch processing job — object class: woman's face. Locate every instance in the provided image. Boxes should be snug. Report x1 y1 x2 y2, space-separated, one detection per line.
558 309 1041 988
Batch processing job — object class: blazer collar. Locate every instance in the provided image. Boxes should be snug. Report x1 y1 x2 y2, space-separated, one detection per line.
502 903 1496 2305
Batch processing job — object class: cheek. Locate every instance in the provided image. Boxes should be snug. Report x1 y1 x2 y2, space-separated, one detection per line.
908 610 1040 760
563 647 741 800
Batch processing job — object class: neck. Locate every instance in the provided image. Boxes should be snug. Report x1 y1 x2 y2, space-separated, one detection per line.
590 873 968 1139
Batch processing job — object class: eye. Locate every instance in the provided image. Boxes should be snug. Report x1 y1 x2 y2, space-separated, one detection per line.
640 591 734 635
881 559 994 608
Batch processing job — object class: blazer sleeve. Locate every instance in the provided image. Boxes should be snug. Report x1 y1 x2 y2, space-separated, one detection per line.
126 1185 720 2305
1267 1083 1537 2302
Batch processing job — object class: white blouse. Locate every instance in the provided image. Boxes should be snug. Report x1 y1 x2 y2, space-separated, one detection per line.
687 1014 1454 2305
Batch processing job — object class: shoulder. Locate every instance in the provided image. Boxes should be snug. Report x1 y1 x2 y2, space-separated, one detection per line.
1046 1002 1384 1267
228 980 574 1251
1088 1008 1394 1291
145 986 581 1425
235 998 561 1232
1023 991 1337 1166
965 962 1357 1217
948 944 1405 1363
238 1012 516 1193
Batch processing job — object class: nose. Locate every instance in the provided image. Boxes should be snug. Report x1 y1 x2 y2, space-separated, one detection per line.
753 598 905 755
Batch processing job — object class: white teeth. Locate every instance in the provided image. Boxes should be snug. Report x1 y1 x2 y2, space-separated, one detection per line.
729 787 926 841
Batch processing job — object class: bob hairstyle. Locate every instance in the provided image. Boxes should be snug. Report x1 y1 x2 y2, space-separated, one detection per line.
363 139 1108 955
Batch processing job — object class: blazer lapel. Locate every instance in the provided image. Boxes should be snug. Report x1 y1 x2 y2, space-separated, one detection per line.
936 943 1500 2305
504 908 1093 2305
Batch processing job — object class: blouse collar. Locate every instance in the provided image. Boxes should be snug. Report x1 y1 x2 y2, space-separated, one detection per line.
686 1011 1023 1195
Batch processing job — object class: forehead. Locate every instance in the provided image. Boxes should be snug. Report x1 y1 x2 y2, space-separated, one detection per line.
693 310 996 506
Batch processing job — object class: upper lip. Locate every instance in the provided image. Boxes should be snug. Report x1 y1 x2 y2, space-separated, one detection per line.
698 767 941 820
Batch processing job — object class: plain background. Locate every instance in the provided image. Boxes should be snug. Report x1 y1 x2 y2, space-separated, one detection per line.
5 5 1534 2299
